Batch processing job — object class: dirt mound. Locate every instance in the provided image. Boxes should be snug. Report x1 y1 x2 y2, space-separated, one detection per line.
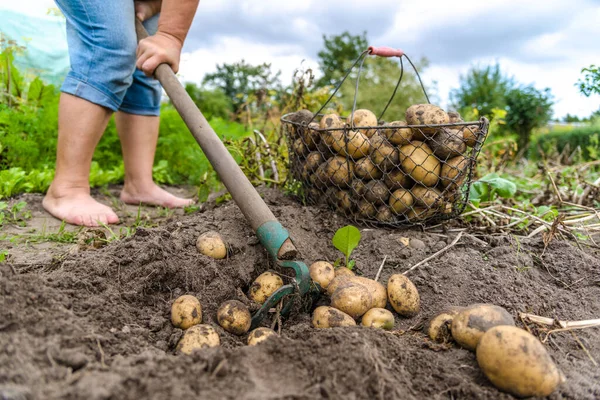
1 188 599 399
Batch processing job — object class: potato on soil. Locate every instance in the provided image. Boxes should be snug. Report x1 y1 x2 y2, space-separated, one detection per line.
331 284 373 318
384 121 412 145
430 128 466 159
399 142 441 187
331 130 371 159
440 156 469 189
248 272 284 304
309 261 336 290
354 157 382 180
387 274 420 317
247 327 277 346
384 169 412 191
347 109 378 137
411 186 443 209
216 300 251 335
361 308 394 330
370 133 400 171
196 231 227 259
312 306 357 328
477 326 564 398
356 200 378 219
463 125 479 147
349 276 387 309
171 295 202 329
376 205 395 223
427 307 464 342
176 324 220 354
315 156 354 188
451 304 515 351
389 189 414 215
334 267 355 278
363 180 390 206
406 104 450 139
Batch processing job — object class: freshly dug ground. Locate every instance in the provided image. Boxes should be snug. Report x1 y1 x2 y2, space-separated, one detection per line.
1 188 599 400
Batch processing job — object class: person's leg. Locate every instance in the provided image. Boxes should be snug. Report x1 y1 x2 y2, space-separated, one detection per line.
117 14 193 208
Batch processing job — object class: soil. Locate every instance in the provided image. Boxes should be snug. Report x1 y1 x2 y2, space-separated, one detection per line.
1 187 599 400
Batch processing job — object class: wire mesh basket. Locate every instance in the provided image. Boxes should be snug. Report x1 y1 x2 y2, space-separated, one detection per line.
281 46 489 227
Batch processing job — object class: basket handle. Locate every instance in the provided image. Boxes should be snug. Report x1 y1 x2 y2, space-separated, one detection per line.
368 46 404 58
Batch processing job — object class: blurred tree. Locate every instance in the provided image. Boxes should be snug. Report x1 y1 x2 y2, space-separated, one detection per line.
184 83 232 120
316 31 368 88
563 113 581 123
450 64 514 119
504 86 553 152
577 65 599 97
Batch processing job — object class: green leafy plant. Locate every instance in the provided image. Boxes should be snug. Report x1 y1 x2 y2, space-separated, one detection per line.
332 225 361 270
0 249 8 263
470 173 517 206
0 200 31 227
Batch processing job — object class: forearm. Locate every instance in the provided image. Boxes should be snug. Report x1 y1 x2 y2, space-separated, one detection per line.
157 0 200 45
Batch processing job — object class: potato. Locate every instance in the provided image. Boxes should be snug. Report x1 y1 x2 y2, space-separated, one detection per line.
384 169 412 191
331 130 371 159
248 272 284 304
320 113 345 130
406 104 450 139
354 157 382 180
356 200 377 219
451 304 515 351
300 121 320 150
176 324 220 354
351 179 367 197
411 186 443 209
287 109 314 139
430 128 466 159
349 276 387 309
331 284 373 318
463 125 479 147
399 142 441 187
427 307 464 342
447 111 462 124
370 133 400 171
334 267 355 278
336 190 354 213
363 181 390 206
216 300 251 335
440 156 469 189
389 189 414 215
171 295 202 329
326 275 353 296
361 308 394 330
315 156 354 188
291 137 308 157
247 327 277 346
406 207 435 222
309 261 336 290
384 121 412 145
376 205 395 223
477 326 564 398
196 231 227 259
312 306 357 328
303 152 324 173
387 274 420 317
347 109 378 137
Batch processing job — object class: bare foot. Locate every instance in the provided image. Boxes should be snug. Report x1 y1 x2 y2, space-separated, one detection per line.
43 187 120 227
120 183 195 208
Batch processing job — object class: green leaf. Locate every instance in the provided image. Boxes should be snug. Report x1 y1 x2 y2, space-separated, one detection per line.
332 225 361 264
470 173 517 204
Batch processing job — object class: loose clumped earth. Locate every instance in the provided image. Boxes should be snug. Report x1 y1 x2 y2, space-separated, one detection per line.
1 188 599 399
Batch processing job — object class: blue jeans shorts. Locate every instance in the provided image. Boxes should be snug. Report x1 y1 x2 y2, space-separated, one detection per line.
55 0 162 116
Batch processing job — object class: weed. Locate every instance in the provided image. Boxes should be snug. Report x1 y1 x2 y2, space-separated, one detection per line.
332 225 361 270
0 249 8 262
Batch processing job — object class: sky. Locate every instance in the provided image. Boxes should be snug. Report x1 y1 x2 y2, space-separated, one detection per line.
2 0 599 119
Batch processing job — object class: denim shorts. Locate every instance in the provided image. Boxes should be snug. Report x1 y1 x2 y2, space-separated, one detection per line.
55 0 162 116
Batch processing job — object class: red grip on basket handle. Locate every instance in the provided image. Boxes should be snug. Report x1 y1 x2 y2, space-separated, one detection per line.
368 46 404 58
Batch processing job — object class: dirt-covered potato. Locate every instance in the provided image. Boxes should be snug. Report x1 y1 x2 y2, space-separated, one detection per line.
477 326 564 398
320 113 345 131
370 133 400 171
463 125 479 147
427 307 464 342
406 207 436 222
347 109 378 137
406 104 450 139
334 267 355 278
384 169 412 191
357 200 377 219
411 186 443 209
376 205 394 223
451 304 515 351
171 295 202 329
387 274 420 317
385 121 412 145
447 111 462 124
336 190 354 213
331 284 373 318
309 261 336 290
216 300 251 335
247 327 277 346
300 121 320 150
349 276 387 309
176 324 220 354
354 157 382 180
303 152 324 174
315 156 354 188
330 130 371 159
351 179 367 197
430 128 466 159
248 272 284 304
292 137 308 157
287 109 314 139
440 156 469 189
399 142 441 187
361 308 394 330
196 231 227 259
363 181 390 206
389 189 414 215
312 306 357 328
